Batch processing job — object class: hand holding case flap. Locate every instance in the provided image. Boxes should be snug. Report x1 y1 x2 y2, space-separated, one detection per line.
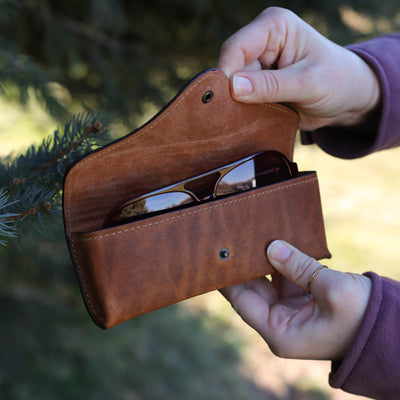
63 68 331 329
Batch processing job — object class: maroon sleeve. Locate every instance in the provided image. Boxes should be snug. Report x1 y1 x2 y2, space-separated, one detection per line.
301 33 400 159
329 272 400 399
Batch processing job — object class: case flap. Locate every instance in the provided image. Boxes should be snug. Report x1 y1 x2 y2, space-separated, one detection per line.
64 68 299 236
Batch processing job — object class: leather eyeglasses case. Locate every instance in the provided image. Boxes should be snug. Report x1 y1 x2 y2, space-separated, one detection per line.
63 68 331 329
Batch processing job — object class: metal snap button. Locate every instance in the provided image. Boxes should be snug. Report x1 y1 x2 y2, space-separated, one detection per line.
219 248 230 261
202 90 214 103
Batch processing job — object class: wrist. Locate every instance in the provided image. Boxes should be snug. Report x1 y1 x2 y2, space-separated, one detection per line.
332 274 372 361
331 51 382 128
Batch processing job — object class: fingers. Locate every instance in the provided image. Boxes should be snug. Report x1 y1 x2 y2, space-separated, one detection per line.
220 241 372 360
265 240 373 359
217 7 298 77
220 241 372 361
220 278 277 334
267 240 333 301
217 6 381 129
229 63 310 104
216 7 325 111
267 239 370 313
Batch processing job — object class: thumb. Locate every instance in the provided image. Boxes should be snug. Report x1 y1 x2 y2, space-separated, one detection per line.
230 65 306 104
267 240 331 297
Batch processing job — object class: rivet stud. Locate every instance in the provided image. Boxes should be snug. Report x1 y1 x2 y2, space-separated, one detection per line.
219 248 230 261
202 90 214 103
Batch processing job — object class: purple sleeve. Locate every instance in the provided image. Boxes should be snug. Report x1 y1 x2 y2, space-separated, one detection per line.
301 33 400 159
329 272 400 399
302 34 400 398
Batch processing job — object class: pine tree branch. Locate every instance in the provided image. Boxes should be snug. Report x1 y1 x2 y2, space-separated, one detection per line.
0 189 17 246
2 201 52 222
0 112 113 246
38 121 104 174
7 118 107 194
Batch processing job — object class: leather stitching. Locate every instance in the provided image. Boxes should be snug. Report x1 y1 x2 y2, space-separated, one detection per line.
72 176 317 242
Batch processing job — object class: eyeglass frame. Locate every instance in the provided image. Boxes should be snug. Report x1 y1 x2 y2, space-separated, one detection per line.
103 150 298 227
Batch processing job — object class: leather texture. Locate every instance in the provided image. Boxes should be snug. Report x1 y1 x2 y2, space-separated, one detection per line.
63 68 331 329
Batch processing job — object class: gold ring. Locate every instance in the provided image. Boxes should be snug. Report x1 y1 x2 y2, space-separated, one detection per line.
307 265 328 294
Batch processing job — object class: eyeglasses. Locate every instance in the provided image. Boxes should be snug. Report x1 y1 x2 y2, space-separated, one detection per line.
103 150 298 227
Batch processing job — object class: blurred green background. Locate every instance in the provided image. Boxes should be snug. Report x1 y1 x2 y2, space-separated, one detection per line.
1 1 400 399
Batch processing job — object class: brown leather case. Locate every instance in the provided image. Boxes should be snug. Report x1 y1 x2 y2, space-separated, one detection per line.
63 68 331 329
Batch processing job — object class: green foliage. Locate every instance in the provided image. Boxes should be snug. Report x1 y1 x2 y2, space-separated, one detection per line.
0 112 112 245
0 189 17 245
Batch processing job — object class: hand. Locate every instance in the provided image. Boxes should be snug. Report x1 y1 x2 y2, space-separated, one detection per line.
217 7 381 131
220 240 372 361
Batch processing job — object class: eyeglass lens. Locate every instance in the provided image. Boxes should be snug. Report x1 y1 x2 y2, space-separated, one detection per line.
105 151 294 226
117 192 194 220
215 152 291 196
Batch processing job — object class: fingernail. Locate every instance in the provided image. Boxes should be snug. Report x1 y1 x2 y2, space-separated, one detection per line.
233 75 253 97
267 240 292 263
